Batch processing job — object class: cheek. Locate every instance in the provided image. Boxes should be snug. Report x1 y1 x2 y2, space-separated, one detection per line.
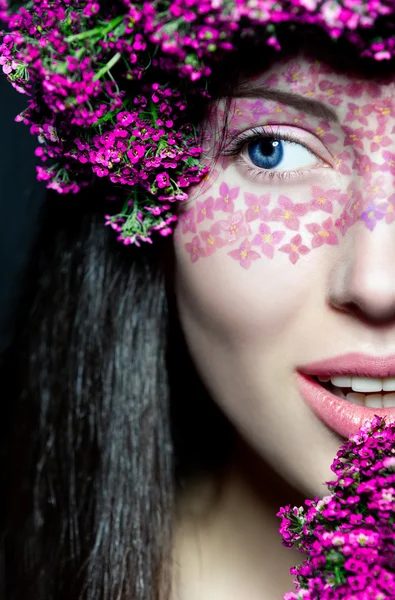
173 195 312 351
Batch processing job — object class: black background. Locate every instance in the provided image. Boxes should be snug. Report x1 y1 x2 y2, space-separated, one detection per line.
0 71 45 353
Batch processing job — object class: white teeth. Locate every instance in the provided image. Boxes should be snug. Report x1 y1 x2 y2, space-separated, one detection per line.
327 384 395 408
320 375 395 393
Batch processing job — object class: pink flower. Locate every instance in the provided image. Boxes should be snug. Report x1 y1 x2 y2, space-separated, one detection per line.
244 192 270 222
335 209 355 236
376 194 395 224
251 223 286 259
317 79 344 107
200 223 227 255
214 182 239 213
380 150 395 176
156 172 170 188
364 174 388 200
352 152 381 177
361 202 386 232
305 217 339 247
196 196 214 223
218 211 251 243
344 102 371 126
344 125 365 150
180 207 197 234
310 185 341 213
227 239 261 270
268 195 309 231
365 124 392 152
314 120 339 144
185 236 206 263
127 145 145 164
333 150 352 175
279 234 310 265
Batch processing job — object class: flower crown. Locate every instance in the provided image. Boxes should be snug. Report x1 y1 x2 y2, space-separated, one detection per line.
0 0 394 248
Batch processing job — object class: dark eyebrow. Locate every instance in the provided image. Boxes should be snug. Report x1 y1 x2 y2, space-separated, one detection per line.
234 84 340 123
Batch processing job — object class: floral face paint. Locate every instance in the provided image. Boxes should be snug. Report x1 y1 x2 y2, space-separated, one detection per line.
174 55 395 267
171 54 395 531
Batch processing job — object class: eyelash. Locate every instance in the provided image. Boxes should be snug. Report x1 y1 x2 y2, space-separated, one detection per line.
222 124 325 182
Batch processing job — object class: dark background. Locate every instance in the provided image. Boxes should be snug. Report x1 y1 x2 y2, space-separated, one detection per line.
0 71 45 353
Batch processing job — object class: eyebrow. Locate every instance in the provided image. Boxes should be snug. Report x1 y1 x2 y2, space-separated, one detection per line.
234 84 340 123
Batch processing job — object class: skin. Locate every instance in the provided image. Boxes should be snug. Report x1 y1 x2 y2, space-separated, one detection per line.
170 54 395 600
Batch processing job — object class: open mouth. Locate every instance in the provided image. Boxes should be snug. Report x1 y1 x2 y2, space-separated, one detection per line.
312 376 395 408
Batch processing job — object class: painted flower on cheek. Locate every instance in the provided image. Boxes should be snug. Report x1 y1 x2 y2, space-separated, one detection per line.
310 185 341 213
268 195 309 231
214 182 239 213
306 217 339 247
218 210 251 242
244 192 270 221
196 196 214 223
377 194 395 224
361 202 386 231
278 234 310 265
185 236 206 263
227 238 261 270
365 174 388 200
335 209 355 236
251 222 286 259
380 150 395 176
200 222 227 255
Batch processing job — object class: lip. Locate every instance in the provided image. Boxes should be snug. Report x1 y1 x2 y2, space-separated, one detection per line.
297 352 395 378
296 372 395 439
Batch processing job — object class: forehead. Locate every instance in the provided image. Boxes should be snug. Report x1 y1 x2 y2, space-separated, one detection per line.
234 54 395 103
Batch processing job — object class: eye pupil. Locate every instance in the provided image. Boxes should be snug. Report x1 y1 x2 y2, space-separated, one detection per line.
247 138 284 169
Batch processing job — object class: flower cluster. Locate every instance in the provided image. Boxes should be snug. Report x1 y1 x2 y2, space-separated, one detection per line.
1 0 395 246
278 416 395 600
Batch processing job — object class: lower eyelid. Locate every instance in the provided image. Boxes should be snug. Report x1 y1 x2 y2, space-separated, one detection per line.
235 155 331 182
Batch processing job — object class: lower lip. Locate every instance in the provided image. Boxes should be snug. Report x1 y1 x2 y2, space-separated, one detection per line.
296 372 395 439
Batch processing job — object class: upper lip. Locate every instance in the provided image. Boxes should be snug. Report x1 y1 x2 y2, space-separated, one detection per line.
297 353 395 378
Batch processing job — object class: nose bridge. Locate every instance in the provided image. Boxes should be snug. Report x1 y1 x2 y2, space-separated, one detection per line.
330 180 395 323
328 116 395 323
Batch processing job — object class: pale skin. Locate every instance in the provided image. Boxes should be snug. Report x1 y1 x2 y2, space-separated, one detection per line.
170 54 395 600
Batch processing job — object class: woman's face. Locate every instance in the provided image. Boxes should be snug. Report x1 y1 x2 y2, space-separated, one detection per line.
172 54 395 499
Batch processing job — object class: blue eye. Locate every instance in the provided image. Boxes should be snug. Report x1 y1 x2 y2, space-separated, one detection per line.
245 136 318 172
247 138 284 169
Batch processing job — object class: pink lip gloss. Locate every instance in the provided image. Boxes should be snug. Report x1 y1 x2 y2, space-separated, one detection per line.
296 372 395 439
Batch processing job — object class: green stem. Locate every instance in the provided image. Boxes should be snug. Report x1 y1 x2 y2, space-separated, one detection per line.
65 14 124 43
93 52 121 81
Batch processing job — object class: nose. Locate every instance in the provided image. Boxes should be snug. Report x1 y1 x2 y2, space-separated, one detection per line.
328 220 395 325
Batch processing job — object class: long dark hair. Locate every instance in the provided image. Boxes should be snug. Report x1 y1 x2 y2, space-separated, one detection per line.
1 23 394 600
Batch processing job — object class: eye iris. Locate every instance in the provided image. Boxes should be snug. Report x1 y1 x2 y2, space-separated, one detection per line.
247 138 284 169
